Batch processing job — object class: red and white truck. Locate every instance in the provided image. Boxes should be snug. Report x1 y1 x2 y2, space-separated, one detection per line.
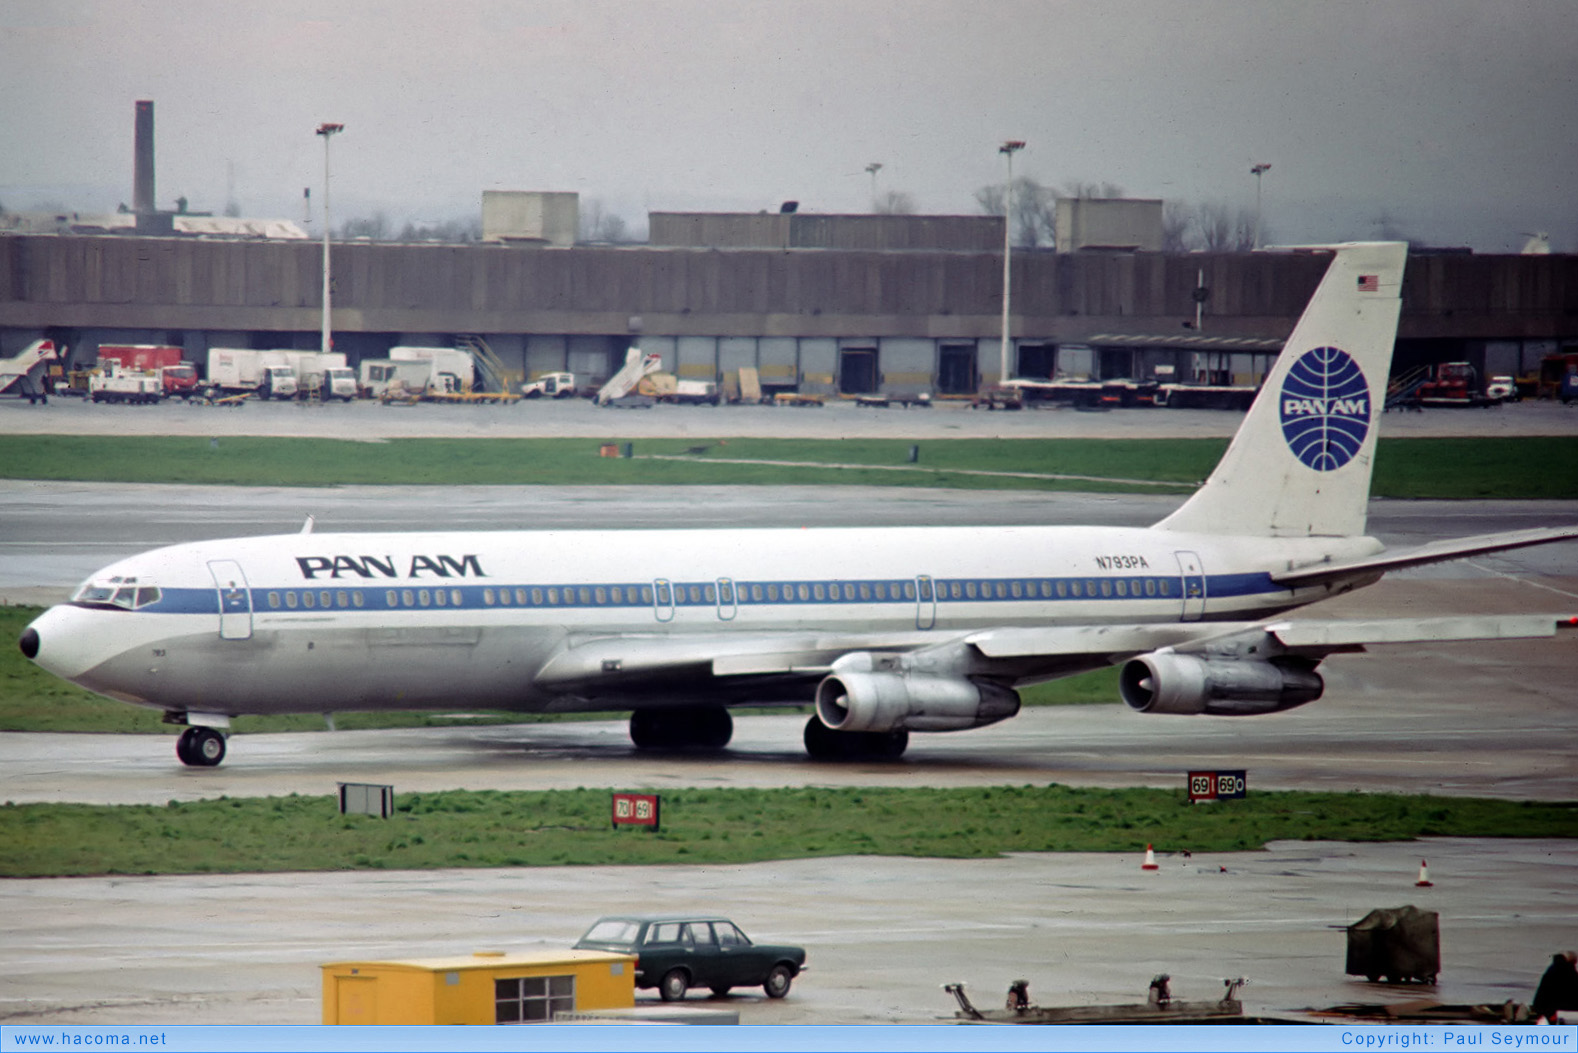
96 344 198 399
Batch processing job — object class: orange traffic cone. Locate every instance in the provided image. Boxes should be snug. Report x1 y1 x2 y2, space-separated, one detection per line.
1141 844 1160 871
1414 860 1434 887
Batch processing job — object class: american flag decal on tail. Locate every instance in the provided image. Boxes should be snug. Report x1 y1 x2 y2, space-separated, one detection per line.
1357 274 1380 292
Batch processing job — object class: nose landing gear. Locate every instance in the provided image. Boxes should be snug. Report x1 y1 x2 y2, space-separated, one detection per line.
175 725 227 767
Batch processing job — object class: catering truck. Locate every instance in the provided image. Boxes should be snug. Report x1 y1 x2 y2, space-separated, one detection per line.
204 348 298 400
266 351 355 400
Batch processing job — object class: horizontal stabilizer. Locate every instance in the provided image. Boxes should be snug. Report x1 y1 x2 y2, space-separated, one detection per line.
1271 525 1578 587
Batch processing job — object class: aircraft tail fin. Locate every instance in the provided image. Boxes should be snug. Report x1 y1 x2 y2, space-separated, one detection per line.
1154 242 1407 539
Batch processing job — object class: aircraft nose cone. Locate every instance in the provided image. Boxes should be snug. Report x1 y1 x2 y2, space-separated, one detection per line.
19 626 40 660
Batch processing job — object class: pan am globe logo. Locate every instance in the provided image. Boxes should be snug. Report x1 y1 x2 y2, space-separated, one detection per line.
1279 346 1371 472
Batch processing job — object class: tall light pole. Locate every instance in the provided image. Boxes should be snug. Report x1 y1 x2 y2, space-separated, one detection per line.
865 162 882 210
1250 162 1271 250
998 140 1025 386
316 123 344 356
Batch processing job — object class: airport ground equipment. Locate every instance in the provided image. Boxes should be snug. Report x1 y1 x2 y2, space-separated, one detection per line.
521 371 578 398
0 338 58 402
596 347 663 405
1344 905 1440 984
88 362 163 404
945 976 1249 1023
205 348 298 400
321 949 635 1024
96 344 197 398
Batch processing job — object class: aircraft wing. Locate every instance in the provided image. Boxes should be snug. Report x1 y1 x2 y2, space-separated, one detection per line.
1271 525 1578 588
534 612 1575 707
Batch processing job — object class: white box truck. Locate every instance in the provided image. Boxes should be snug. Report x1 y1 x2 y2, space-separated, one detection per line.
205 349 298 400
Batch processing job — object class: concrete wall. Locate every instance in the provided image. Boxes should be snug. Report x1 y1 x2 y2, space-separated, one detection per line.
1054 198 1165 252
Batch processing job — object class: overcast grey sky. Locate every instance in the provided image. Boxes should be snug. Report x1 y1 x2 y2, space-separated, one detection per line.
3 0 1575 250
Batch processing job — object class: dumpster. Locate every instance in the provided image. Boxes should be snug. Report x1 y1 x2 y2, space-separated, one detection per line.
1345 906 1440 984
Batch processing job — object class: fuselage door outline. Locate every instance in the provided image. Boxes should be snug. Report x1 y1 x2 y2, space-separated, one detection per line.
207 559 253 640
652 578 675 623
1174 550 1206 622
915 574 937 630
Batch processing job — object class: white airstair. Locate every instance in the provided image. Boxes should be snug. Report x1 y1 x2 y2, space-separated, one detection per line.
0 339 59 402
596 346 664 405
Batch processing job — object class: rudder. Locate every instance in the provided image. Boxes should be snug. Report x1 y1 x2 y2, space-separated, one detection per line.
1154 242 1407 538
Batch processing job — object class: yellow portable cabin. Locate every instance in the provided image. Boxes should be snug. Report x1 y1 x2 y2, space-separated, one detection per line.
321 949 636 1025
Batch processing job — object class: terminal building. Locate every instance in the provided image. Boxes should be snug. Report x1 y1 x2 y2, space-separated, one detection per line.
2 201 1575 398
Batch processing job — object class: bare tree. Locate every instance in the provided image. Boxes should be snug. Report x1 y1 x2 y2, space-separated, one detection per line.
974 176 1057 247
340 212 390 240
873 190 917 215
1195 202 1256 251
398 217 482 243
1059 180 1126 200
1162 200 1194 252
579 199 634 243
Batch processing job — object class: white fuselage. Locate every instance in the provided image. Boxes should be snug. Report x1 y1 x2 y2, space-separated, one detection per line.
25 524 1380 718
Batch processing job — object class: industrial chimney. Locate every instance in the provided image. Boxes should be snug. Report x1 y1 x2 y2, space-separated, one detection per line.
134 100 155 215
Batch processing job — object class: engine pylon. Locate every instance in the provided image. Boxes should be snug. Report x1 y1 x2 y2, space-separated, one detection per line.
1414 860 1434 887
1141 844 1160 871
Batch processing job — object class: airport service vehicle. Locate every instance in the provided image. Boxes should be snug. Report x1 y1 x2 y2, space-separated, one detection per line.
574 915 806 1001
16 244 1578 769
662 379 721 405
88 363 164 404
1416 362 1497 407
321 367 358 401
266 351 349 400
1485 375 1517 403
96 345 198 398
521 372 577 398
205 349 298 400
0 338 57 402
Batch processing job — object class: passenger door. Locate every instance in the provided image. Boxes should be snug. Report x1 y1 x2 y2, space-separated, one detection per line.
713 921 770 987
1174 550 1206 622
207 560 253 640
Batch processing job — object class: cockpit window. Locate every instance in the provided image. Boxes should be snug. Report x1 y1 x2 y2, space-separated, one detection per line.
71 576 161 611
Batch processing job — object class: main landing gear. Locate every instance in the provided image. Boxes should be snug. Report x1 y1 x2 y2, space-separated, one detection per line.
175 726 227 767
803 715 908 761
628 705 734 751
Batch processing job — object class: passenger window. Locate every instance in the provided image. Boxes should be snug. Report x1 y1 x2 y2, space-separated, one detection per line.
767 585 779 602
353 591 364 608
716 924 745 947
548 588 560 605
484 589 495 606
685 923 715 947
903 582 916 600
419 590 431 607
859 583 871 600
1057 580 1068 597
1115 580 1127 597
796 584 809 601
435 589 447 606
1099 580 1112 597
843 583 856 601
812 583 825 601
579 587 592 606
1070 581 1081 597
1010 581 1023 598
402 589 415 607
648 923 682 944
612 586 624 604
386 590 397 607
320 591 331 608
964 582 977 599
303 591 315 609
531 589 543 605
750 584 764 602
268 592 280 610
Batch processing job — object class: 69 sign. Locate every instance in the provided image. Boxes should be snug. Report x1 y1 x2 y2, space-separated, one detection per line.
612 792 661 831
1188 770 1248 803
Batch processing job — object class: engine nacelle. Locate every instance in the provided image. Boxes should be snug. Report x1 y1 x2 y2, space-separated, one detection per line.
1119 652 1323 716
815 653 1019 733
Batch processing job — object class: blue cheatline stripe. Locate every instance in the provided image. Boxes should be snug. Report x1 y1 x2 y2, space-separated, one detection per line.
126 572 1286 616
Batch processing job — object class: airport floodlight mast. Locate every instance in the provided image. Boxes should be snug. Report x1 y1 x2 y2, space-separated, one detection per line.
1251 162 1271 250
999 140 1025 386
316 122 345 356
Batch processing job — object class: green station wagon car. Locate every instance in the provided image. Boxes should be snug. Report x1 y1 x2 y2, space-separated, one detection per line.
573 914 807 1001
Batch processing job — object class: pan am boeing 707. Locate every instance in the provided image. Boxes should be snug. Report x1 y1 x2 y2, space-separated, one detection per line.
18 242 1578 766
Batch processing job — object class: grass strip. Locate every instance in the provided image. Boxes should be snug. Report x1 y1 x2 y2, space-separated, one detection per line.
3 786 1573 878
1 435 1574 498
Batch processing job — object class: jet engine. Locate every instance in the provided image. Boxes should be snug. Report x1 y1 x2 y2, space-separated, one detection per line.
814 652 1019 733
1118 652 1323 716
